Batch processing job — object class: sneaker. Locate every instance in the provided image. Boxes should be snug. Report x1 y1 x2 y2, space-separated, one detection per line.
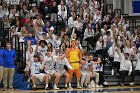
53 85 59 90
9 86 14 90
32 85 36 90
87 84 91 88
68 86 73 89
120 83 124 87
130 82 135 87
103 81 108 85
27 78 31 82
112 69 114 75
77 85 82 89
96 84 100 88
45 86 49 90
100 85 103 88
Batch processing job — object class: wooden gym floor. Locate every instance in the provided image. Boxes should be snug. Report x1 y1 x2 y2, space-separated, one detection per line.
1 86 140 93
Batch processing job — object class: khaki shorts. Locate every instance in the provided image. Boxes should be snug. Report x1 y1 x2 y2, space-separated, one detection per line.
45 70 56 76
34 73 46 82
57 70 67 76
0 66 3 81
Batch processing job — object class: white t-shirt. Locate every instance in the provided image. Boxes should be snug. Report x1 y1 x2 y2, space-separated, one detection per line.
37 46 48 57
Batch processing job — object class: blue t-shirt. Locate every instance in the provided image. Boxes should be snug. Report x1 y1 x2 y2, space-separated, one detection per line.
0 48 4 66
3 49 16 68
24 36 37 45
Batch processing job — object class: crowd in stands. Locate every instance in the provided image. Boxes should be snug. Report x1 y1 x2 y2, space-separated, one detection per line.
0 0 140 91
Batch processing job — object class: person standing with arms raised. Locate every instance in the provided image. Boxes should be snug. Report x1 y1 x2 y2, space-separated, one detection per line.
3 42 16 91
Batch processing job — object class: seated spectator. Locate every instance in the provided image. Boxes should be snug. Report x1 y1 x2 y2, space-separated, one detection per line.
84 23 94 40
9 8 19 21
31 54 49 89
119 52 135 87
68 12 77 30
94 10 101 23
24 32 37 45
91 56 109 87
25 47 35 81
42 21 50 33
35 26 44 40
87 56 100 88
58 0 67 13
50 1 58 21
30 4 39 18
73 17 83 39
132 47 140 86
1 1 9 16
80 54 91 88
33 14 44 27
46 26 56 46
20 4 29 18
36 40 48 58
3 15 10 29
55 52 73 88
43 50 60 89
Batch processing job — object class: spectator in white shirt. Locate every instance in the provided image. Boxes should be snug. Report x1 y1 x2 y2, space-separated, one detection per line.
36 40 48 58
30 4 39 18
84 23 94 40
57 4 67 26
119 52 134 87
132 48 140 86
68 12 77 30
73 17 83 39
31 55 49 89
58 0 67 13
20 4 29 18
94 10 101 23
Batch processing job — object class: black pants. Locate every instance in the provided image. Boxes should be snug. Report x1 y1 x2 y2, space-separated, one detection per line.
120 70 135 83
113 61 120 74
109 57 114 66
97 71 105 85
133 70 140 80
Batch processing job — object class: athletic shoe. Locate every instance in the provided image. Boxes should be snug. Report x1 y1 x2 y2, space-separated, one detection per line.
96 84 100 88
120 83 124 87
103 81 108 85
100 85 104 88
129 82 135 87
77 85 82 89
68 86 73 89
53 85 59 90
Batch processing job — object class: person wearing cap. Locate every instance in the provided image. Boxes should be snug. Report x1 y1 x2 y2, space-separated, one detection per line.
31 54 49 90
0 41 4 85
119 51 135 87
66 39 82 89
53 47 60 57
54 52 73 89
46 26 56 45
